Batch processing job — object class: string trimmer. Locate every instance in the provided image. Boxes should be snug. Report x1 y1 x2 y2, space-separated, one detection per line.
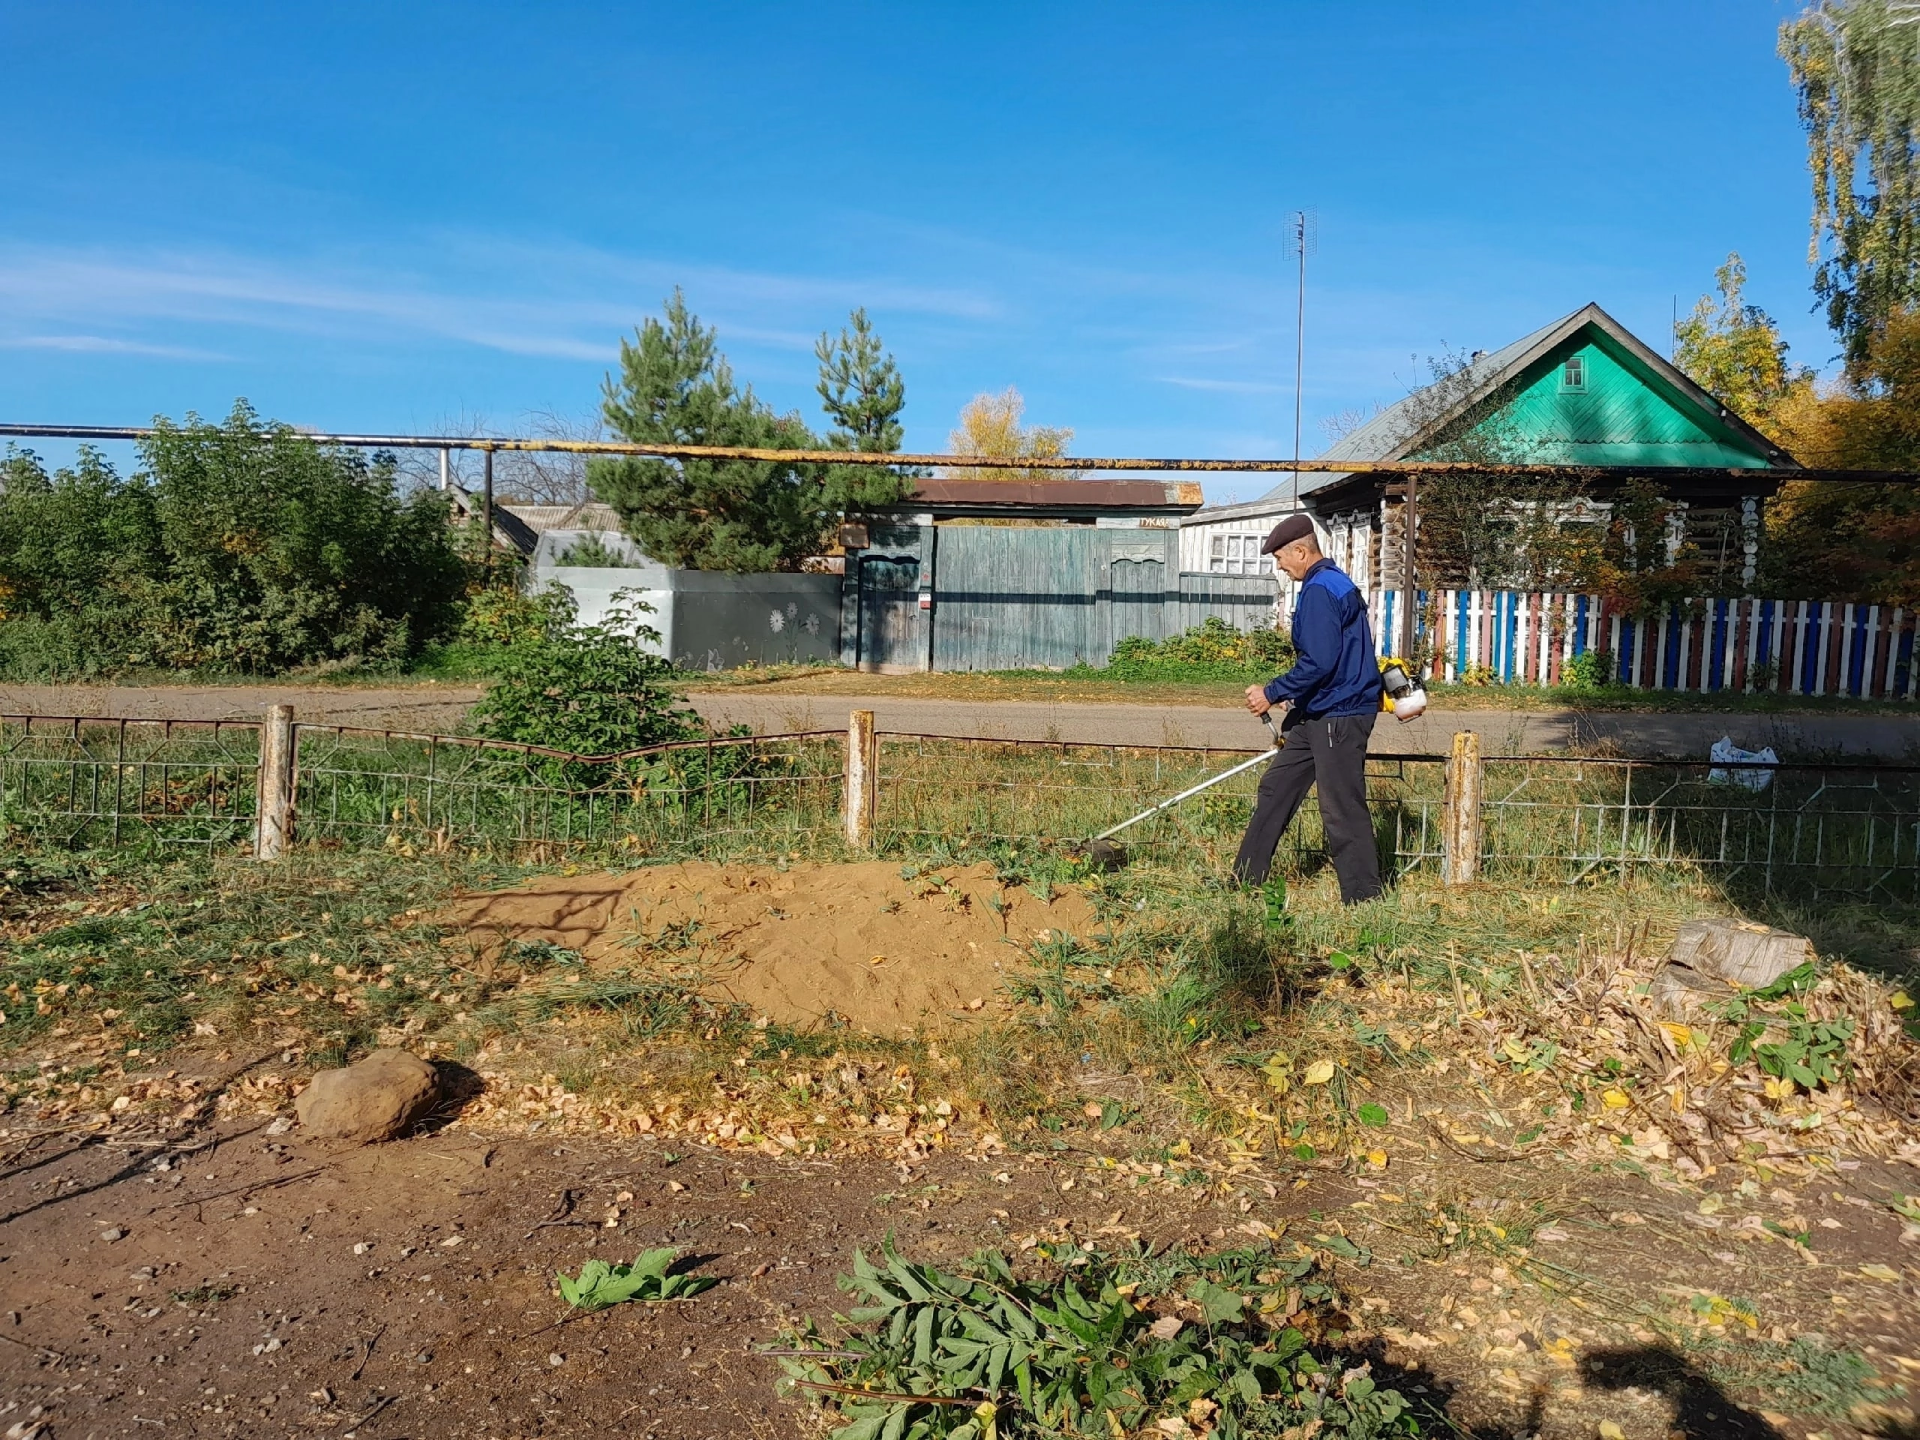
1085 712 1283 870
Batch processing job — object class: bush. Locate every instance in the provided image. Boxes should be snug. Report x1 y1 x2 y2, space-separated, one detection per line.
455 581 573 651
0 404 466 677
1103 617 1296 682
553 533 630 567
468 586 697 785
1557 648 1614 691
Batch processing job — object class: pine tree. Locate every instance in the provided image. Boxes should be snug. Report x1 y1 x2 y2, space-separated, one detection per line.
817 308 905 453
590 291 821 572
815 308 918 514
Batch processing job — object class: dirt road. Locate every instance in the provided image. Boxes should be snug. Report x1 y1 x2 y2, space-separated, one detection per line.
5 680 1916 758
0 682 485 733
690 690 1920 758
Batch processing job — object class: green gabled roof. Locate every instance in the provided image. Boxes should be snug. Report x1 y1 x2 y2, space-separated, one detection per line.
1251 303 1797 505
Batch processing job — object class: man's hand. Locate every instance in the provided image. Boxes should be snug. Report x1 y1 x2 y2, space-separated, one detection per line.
1244 684 1271 716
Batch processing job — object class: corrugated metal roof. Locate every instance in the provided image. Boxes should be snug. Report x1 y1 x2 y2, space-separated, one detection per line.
888 477 1203 518
500 501 624 533
447 487 540 556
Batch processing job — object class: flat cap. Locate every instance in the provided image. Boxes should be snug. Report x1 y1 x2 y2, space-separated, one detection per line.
1259 515 1317 554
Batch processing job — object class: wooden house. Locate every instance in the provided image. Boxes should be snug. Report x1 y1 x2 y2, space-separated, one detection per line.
1179 302 1798 599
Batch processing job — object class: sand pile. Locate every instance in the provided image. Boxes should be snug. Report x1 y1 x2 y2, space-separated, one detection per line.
444 860 1100 1033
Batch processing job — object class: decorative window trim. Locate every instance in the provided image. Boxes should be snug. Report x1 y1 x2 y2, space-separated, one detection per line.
1207 532 1269 575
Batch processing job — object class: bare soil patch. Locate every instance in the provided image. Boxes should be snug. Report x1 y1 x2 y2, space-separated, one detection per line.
443 860 1100 1033
4 1103 1917 1440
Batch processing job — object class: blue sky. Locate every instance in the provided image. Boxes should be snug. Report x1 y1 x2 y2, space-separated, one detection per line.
1 2 1826 504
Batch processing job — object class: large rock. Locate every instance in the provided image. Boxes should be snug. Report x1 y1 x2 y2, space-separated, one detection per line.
294 1048 441 1144
1670 918 1815 990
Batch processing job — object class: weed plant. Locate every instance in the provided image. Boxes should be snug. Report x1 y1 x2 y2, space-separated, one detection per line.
1091 617 1298 684
775 1238 1417 1440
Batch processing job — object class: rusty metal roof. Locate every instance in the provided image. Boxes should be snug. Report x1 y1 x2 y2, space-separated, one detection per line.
887 476 1203 519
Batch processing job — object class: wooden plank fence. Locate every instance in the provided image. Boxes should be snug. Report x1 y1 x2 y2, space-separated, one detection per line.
1378 589 1920 700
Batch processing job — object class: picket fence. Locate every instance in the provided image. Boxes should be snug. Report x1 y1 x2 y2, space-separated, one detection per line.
1371 589 1920 700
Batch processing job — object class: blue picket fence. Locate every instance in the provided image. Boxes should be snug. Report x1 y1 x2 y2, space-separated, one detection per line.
1372 589 1919 699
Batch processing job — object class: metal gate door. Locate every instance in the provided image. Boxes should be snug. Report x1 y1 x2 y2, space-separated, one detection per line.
1103 550 1170 657
856 555 925 672
932 527 1097 670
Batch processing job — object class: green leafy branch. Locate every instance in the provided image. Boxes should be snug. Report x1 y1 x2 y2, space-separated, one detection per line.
771 1237 1417 1440
1717 965 1854 1090
556 1247 717 1312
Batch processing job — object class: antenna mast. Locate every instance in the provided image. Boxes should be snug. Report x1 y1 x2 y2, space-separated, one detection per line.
1286 210 1317 510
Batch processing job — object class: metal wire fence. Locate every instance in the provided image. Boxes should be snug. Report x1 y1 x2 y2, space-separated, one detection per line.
0 716 263 848
872 734 1436 875
1473 757 1920 903
4 713 1919 902
290 725 845 858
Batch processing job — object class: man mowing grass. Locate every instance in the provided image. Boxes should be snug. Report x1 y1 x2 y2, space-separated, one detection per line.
1236 515 1384 905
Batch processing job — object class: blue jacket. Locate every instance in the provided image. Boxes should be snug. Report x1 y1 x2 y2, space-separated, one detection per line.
1263 559 1382 719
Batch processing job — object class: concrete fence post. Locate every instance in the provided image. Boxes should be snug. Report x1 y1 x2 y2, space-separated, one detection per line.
255 704 297 861
1441 729 1483 886
844 709 878 850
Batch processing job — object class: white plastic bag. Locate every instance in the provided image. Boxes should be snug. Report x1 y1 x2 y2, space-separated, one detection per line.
1708 736 1777 792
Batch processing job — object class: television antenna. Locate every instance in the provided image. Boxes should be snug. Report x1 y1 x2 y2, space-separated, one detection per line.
1285 210 1319 509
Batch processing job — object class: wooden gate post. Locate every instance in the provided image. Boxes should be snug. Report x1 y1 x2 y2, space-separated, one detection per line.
844 709 877 850
1441 730 1483 886
255 704 297 861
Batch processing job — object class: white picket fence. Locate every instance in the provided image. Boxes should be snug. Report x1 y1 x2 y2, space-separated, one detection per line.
1371 589 1920 699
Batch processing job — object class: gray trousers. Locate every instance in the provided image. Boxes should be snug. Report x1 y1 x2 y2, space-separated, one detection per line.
1232 711 1382 903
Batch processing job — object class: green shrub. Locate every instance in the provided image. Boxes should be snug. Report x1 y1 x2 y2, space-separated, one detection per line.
0 404 466 677
468 586 697 784
455 581 575 650
1103 617 1296 682
553 533 630 567
1558 648 1613 691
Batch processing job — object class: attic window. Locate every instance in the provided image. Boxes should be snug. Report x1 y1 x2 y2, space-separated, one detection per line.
1561 355 1587 392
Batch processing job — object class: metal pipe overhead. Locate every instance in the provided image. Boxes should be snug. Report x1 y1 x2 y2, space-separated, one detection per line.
2 421 1916 484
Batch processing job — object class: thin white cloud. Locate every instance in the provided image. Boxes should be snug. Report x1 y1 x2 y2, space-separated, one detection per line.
441 233 1006 322
0 333 228 360
1158 375 1289 394
0 238 1006 367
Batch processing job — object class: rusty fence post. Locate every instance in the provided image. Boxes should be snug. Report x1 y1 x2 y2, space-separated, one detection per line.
1441 729 1483 886
844 709 877 850
255 704 297 861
